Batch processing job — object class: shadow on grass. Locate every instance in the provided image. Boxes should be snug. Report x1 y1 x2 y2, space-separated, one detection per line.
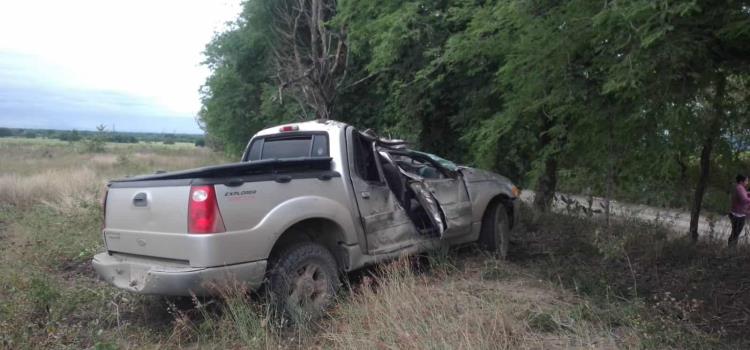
510 204 750 347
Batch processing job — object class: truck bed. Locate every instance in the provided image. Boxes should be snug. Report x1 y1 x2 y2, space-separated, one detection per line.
109 157 333 186
102 156 344 267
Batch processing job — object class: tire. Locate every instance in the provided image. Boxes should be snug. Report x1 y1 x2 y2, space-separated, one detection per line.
267 242 339 323
478 200 511 259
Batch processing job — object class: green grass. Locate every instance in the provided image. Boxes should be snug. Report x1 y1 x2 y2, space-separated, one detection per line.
0 139 737 349
0 139 222 349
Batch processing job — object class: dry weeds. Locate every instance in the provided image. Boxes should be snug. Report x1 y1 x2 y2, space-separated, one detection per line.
0 168 102 212
0 138 222 212
0 137 723 349
318 257 634 350
323 259 516 349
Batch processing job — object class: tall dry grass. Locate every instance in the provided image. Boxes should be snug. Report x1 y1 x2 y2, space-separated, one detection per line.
0 138 224 212
0 168 103 212
317 257 636 350
170 257 635 349
0 138 717 349
323 259 516 349
0 138 227 349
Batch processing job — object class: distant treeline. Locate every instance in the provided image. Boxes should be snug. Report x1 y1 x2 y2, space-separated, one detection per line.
0 127 205 146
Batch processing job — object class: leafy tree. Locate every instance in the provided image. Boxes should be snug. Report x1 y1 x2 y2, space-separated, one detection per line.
200 0 750 234
199 0 299 156
592 0 750 240
69 129 81 142
83 125 107 152
336 0 498 161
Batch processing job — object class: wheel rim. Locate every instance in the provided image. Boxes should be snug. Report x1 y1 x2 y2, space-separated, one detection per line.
287 262 330 313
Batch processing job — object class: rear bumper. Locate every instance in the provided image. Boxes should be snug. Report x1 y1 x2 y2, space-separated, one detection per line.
92 253 267 296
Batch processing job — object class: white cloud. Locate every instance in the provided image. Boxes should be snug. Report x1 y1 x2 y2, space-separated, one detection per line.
0 0 241 116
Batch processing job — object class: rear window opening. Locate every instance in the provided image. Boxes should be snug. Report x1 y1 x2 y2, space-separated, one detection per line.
244 133 329 161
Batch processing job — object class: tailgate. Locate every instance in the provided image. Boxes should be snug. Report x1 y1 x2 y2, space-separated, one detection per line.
103 185 191 261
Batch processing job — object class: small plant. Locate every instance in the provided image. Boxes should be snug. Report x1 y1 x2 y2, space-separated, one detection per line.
115 154 130 167
93 342 118 350
82 125 108 153
527 311 561 333
425 246 460 275
28 276 60 322
481 258 514 281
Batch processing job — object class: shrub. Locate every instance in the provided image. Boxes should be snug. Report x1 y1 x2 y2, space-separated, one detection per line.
0 127 12 137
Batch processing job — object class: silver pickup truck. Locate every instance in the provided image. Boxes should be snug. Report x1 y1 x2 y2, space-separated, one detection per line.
93 120 519 314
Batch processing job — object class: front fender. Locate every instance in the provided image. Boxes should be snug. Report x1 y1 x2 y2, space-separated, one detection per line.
461 167 517 224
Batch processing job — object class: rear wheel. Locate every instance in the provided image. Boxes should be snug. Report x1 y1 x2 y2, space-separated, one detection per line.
267 242 339 323
479 200 511 259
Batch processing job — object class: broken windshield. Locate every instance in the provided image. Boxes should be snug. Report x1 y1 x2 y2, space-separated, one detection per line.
412 151 458 172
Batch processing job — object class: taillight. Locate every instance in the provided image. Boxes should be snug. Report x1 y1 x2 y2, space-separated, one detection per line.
188 185 226 234
279 125 299 132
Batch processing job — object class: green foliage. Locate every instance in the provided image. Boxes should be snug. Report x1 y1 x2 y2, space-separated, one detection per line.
160 133 177 145
28 276 60 318
108 133 138 144
58 129 82 142
82 125 107 152
201 0 750 215
198 0 300 157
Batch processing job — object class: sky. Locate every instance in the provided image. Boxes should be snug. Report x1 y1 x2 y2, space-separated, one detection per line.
0 0 242 134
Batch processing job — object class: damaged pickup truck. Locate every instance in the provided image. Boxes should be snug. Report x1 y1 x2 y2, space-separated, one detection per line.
93 120 520 315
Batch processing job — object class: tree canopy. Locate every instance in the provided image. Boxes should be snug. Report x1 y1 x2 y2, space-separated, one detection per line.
199 0 750 239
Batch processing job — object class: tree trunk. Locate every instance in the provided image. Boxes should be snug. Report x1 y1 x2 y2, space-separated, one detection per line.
675 154 689 207
604 113 615 226
534 156 557 213
604 155 615 226
534 156 558 213
534 115 559 213
689 73 726 242
272 0 346 120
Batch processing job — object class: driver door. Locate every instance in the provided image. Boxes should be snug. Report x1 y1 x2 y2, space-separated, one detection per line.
347 130 421 255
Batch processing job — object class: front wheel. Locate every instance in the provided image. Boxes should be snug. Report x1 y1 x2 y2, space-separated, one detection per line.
478 201 511 259
267 242 339 323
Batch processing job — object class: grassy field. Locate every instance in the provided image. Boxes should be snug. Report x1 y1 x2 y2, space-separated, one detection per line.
0 138 741 349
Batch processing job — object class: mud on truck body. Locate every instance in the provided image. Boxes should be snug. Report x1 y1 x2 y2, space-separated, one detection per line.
93 120 520 315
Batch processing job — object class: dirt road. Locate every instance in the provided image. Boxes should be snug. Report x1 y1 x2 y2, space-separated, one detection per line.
519 190 749 244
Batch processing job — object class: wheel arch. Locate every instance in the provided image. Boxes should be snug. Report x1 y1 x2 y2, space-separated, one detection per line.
267 217 349 272
480 194 515 231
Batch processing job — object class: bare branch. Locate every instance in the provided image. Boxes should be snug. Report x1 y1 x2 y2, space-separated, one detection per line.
269 0 347 119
